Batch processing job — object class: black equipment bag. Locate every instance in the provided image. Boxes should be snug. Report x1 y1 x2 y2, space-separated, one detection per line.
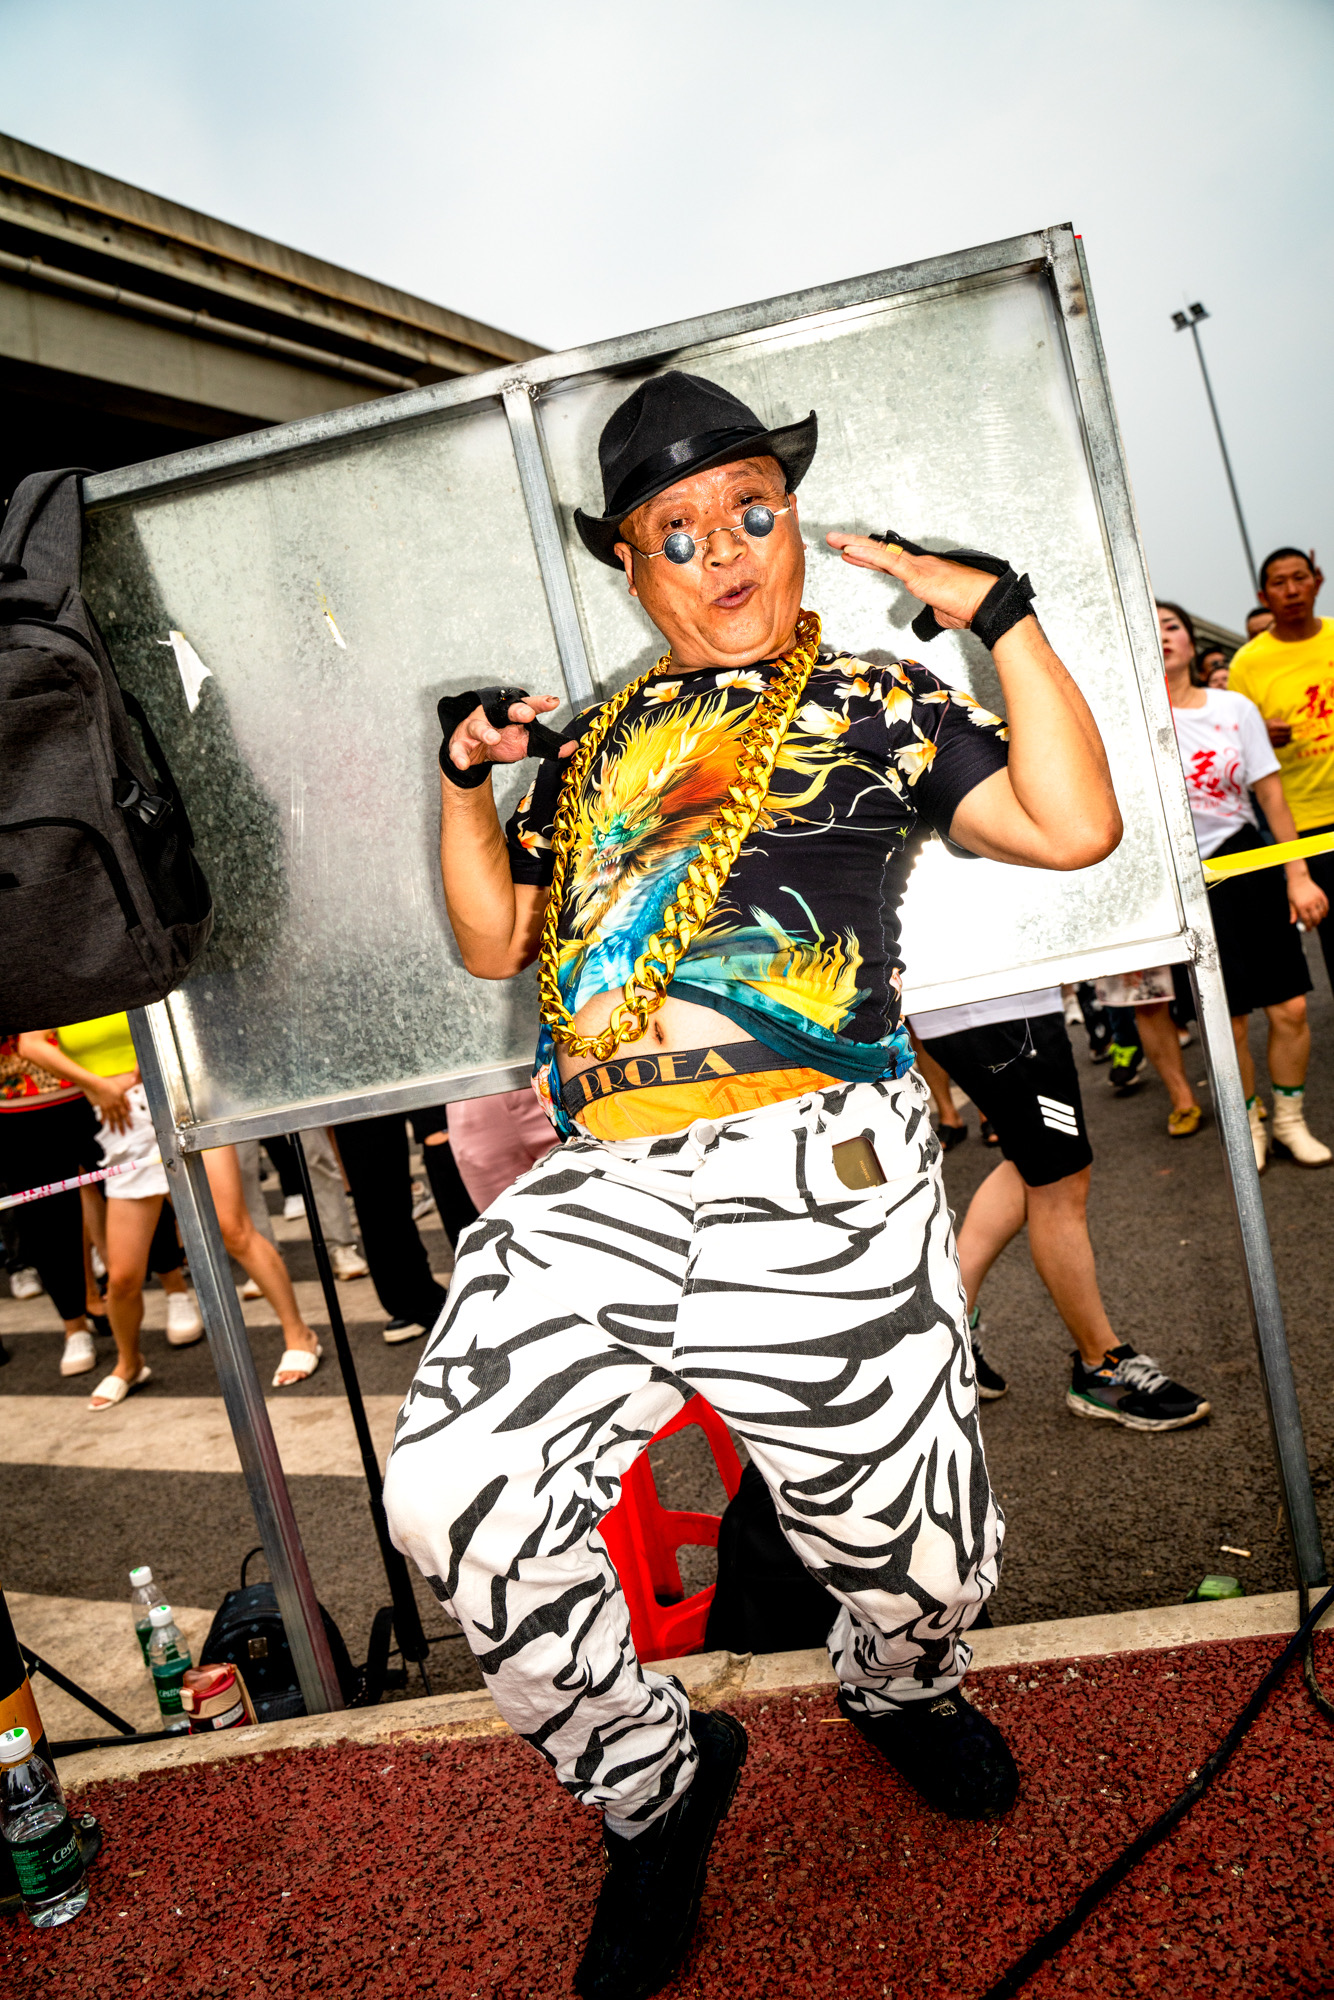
0 467 212 1031
202 1550 360 1723
702 1464 839 1656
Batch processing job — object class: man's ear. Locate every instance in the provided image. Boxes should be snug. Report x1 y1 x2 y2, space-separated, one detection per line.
614 541 638 599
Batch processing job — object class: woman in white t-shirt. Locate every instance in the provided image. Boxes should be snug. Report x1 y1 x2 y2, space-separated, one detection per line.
1156 601 1329 1169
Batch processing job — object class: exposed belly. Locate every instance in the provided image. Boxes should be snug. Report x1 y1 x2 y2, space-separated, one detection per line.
554 990 749 1086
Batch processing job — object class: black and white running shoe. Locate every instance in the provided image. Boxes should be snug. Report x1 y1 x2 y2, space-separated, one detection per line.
1067 1344 1210 1431
968 1312 1008 1400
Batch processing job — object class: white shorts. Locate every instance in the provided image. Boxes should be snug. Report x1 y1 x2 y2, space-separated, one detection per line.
97 1084 169 1200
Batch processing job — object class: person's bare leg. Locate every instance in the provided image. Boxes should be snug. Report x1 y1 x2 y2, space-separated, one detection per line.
912 1035 964 1131
94 1193 163 1402
1024 1168 1117 1366
81 1185 107 1316
1265 996 1310 1088
1231 1014 1257 1099
955 1160 1029 1312
202 1145 319 1383
158 1265 187 1295
1135 1004 1197 1113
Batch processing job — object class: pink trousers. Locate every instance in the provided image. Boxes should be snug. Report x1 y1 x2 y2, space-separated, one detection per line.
446 1088 555 1213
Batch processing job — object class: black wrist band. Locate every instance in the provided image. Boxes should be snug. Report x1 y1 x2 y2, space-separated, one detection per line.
437 686 570 787
871 531 1036 651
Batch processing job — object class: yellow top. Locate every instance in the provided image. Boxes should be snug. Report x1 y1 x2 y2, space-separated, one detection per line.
57 1013 138 1078
1228 619 1334 831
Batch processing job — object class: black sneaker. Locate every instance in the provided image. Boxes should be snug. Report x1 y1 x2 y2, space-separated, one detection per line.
837 1688 1019 1819
383 1317 428 1345
1086 1018 1113 1063
1067 1344 1210 1432
574 1709 747 2000
971 1337 1008 1400
968 1308 1007 1399
1107 1041 1145 1092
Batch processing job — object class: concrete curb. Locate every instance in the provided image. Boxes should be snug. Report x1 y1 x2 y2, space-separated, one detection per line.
62 1588 1330 1792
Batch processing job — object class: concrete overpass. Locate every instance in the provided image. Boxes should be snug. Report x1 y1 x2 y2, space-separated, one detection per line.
0 132 543 500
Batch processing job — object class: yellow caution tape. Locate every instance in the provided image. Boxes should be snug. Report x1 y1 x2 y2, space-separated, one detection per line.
1201 831 1334 885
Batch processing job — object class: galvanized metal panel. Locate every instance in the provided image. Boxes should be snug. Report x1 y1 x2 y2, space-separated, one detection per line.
86 399 559 1130
534 268 1187 1013
83 227 1194 1137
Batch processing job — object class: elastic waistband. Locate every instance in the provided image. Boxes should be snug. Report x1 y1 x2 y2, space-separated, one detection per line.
585 1069 922 1164
561 1038 803 1117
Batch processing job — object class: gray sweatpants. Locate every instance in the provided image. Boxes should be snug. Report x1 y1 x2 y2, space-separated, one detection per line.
237 1131 355 1249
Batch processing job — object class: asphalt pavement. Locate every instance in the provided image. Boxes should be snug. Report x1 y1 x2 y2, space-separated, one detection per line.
2 947 1332 1711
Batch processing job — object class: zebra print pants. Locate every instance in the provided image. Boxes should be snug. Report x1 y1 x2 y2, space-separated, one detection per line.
384 1071 1003 1828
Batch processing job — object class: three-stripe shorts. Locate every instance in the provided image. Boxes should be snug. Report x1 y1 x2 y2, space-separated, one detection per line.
383 1070 1003 1827
918 1011 1092 1187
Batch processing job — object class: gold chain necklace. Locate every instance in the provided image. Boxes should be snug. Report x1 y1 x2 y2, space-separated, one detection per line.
537 609 822 1061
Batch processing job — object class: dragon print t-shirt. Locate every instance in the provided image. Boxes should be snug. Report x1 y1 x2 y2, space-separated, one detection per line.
506 644 1010 1134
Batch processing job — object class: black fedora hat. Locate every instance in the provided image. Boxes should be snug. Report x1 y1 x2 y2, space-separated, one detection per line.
573 370 817 569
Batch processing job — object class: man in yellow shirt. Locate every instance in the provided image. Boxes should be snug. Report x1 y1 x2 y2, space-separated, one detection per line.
1228 547 1334 983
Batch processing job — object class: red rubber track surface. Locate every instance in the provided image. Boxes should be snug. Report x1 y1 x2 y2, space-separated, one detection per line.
6 1634 1334 1999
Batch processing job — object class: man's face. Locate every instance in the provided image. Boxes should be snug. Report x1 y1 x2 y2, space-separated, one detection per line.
1246 608 1275 637
614 456 804 669
1260 556 1321 626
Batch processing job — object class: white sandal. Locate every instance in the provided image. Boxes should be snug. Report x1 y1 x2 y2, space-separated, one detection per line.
61 1332 97 1377
272 1342 322 1388
88 1364 152 1411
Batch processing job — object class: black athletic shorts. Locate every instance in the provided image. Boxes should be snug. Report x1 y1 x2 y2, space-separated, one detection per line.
1205 825 1312 1017
920 1010 1092 1188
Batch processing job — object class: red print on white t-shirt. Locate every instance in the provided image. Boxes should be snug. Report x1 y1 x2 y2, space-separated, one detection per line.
1186 744 1241 809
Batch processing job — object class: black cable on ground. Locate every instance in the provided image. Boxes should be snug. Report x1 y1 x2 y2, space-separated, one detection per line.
981 1580 1334 2000
1300 1580 1334 1724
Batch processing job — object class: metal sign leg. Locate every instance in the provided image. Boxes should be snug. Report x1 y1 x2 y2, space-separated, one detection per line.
130 1013 345 1714
1189 951 1328 1589
290 1131 431 1685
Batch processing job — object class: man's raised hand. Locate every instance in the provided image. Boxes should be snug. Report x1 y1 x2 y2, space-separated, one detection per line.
447 695 576 777
825 532 998 632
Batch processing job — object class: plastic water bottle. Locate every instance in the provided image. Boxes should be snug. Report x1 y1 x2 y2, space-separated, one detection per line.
0 1726 88 1927
129 1566 157 1667
146 1604 192 1730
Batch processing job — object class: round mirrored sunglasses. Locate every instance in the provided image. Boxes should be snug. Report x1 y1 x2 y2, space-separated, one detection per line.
639 503 791 565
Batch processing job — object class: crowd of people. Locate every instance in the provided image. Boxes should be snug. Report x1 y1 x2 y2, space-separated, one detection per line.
0 1010 553 1408
911 545 1331 1421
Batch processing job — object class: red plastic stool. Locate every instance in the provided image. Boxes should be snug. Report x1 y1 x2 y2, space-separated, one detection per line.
600 1397 743 1663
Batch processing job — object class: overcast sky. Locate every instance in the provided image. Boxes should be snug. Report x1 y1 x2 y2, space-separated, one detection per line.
2 0 1329 630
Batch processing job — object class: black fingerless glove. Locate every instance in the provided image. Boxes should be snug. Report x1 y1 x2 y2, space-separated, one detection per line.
437 686 569 788
871 531 1036 650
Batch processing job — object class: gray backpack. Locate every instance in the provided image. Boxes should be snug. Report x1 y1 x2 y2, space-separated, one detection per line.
0 468 212 1031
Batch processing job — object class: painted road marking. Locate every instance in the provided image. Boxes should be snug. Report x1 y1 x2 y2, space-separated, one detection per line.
0 1394 404 1477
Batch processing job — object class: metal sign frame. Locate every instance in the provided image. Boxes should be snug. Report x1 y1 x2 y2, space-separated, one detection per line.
82 223 1323 1714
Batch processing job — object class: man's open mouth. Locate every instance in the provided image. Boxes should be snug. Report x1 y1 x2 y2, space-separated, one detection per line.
712 581 757 611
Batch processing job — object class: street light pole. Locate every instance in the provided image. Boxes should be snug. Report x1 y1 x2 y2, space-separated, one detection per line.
1172 301 1259 596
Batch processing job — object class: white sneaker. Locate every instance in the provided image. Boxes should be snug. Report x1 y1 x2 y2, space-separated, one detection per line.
1271 1089 1332 1168
1249 1097 1268 1174
239 1277 263 1301
330 1243 370 1281
60 1331 97 1376
410 1179 436 1222
9 1267 42 1300
282 1194 306 1222
165 1291 204 1346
